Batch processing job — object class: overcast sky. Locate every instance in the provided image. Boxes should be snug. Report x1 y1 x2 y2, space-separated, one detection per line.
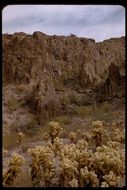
2 5 125 42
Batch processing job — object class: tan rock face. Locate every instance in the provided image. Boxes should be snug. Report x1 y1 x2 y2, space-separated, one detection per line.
2 32 125 123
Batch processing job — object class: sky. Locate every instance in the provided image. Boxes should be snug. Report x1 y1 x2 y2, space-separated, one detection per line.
2 5 125 42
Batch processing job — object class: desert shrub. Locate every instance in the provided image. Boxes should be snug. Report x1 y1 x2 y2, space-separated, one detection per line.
53 79 64 91
91 120 110 147
16 132 25 146
3 120 125 187
75 105 93 117
20 141 30 153
20 116 39 136
101 181 109 187
93 101 113 122
102 171 122 187
80 166 99 187
65 123 85 133
28 145 55 187
3 153 25 186
111 128 125 143
100 101 112 111
53 115 72 125
59 95 71 115
69 178 78 187
59 144 78 161
3 131 17 150
42 131 49 142
68 132 77 143
70 93 83 106
35 121 50 139
76 139 88 151
81 131 92 143
75 149 93 171
59 157 79 186
48 121 63 143
91 145 125 180
36 120 64 142
15 84 29 93
49 137 63 157
7 98 21 111
2 148 9 157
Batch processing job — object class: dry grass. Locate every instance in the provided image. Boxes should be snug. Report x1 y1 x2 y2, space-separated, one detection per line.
53 79 64 91
15 167 32 187
19 116 39 136
75 105 93 117
3 131 17 150
15 84 29 93
93 101 113 122
7 98 20 111
52 115 72 125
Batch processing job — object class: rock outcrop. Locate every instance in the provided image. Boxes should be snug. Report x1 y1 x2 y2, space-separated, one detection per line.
2 32 125 123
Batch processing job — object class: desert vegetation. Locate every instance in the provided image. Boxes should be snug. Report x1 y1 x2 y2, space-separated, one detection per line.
2 81 125 188
2 32 125 187
3 119 125 187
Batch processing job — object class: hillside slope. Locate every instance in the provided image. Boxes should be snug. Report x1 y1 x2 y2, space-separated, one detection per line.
3 32 125 124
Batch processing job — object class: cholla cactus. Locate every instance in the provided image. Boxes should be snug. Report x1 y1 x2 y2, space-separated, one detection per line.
69 178 78 187
92 145 125 177
59 157 79 186
111 128 125 143
16 132 25 146
111 120 124 129
111 122 116 128
91 120 110 147
68 132 77 143
101 181 109 187
80 166 99 187
50 137 63 157
2 148 8 157
28 145 55 187
82 131 92 142
75 149 93 171
91 121 103 147
102 171 122 187
92 120 103 128
43 132 49 142
49 121 63 143
76 129 81 136
59 144 78 161
75 129 82 140
3 153 25 186
60 143 91 170
106 141 121 150
76 139 88 151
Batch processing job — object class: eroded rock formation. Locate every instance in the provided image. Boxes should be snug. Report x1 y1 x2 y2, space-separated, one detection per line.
3 32 125 123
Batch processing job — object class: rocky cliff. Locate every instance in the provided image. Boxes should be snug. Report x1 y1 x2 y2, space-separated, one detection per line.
3 32 125 123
